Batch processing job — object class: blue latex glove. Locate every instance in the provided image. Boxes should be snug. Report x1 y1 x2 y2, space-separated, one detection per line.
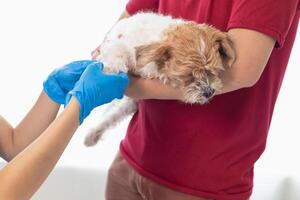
66 62 129 124
43 60 98 104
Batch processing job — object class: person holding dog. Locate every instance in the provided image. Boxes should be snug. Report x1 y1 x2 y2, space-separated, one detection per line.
91 0 300 199
0 60 129 199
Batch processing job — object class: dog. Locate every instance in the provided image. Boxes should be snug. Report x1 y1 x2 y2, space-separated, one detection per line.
84 12 236 146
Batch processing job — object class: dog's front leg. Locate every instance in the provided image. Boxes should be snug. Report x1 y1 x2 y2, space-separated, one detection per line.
97 40 136 74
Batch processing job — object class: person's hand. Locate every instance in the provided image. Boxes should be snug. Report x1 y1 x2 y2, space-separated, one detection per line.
66 62 129 124
43 60 98 104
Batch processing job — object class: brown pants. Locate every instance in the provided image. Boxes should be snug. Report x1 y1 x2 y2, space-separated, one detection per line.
105 152 210 200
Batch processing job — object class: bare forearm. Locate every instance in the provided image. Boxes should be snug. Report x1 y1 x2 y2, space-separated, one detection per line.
1 91 60 160
125 75 182 100
0 98 79 200
14 92 60 154
125 74 245 101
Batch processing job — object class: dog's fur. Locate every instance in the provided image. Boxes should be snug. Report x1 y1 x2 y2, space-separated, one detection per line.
84 12 236 146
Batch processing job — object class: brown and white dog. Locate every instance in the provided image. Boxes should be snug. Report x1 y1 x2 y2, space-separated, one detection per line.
85 12 236 146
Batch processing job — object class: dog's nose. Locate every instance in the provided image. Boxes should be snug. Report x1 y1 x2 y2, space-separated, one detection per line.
203 87 215 98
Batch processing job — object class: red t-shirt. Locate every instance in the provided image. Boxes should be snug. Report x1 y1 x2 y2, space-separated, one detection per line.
120 0 300 199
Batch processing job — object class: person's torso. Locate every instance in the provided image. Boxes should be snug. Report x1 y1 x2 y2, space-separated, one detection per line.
122 0 299 198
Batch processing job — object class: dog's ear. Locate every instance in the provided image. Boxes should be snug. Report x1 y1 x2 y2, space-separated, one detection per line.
135 42 173 69
214 33 236 69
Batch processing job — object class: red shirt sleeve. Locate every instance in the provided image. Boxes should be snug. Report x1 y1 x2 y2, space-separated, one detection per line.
126 0 159 15
227 0 299 48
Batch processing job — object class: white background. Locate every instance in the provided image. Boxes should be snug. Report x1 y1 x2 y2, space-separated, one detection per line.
0 0 299 197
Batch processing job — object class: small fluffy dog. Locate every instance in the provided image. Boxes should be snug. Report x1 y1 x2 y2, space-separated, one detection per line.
85 12 235 146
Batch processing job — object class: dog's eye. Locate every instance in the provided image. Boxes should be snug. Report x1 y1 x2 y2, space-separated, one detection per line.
218 46 228 59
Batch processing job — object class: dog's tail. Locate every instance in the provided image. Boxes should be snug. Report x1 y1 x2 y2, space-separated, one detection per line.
84 97 138 147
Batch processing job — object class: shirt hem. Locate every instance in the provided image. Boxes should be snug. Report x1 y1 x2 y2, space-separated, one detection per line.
120 142 252 200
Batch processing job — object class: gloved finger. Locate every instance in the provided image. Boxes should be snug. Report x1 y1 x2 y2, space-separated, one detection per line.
87 61 104 72
117 72 130 85
63 60 96 73
61 60 99 80
82 62 104 76
117 72 129 79
64 60 90 68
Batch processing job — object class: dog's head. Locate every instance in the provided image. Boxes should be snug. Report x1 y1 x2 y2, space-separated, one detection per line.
135 22 236 104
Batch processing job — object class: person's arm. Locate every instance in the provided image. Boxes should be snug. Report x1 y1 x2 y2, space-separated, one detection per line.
124 28 276 100
0 97 79 200
0 91 60 161
217 28 275 94
0 62 128 200
0 60 97 161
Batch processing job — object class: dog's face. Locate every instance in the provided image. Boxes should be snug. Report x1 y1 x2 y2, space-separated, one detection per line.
135 22 236 104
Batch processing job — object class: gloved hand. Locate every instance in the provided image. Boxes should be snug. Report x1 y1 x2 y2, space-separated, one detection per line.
65 62 129 124
43 60 98 104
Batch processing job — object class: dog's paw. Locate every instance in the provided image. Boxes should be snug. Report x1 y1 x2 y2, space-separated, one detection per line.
84 131 103 147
